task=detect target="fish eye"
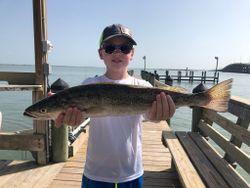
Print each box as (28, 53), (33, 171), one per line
(39, 108), (47, 113)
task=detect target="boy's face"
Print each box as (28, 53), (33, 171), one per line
(99, 37), (134, 76)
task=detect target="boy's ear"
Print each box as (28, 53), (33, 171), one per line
(98, 49), (103, 59)
(130, 48), (135, 60)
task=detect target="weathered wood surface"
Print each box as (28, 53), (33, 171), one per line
(203, 110), (250, 146)
(189, 132), (249, 188)
(32, 0), (49, 165)
(0, 134), (45, 151)
(0, 84), (42, 91)
(0, 72), (36, 85)
(0, 112), (2, 131)
(0, 160), (64, 188)
(198, 120), (250, 174)
(162, 123), (205, 188)
(228, 96), (250, 122)
(49, 121), (181, 188)
(176, 132), (230, 188)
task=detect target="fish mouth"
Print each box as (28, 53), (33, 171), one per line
(23, 111), (37, 118)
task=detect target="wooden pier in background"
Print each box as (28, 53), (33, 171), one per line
(142, 70), (219, 85)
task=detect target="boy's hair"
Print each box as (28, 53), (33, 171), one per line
(99, 24), (137, 47)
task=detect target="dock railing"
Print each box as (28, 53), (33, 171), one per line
(184, 96), (250, 187)
(0, 72), (47, 164)
(142, 69), (219, 84)
(141, 70), (250, 187)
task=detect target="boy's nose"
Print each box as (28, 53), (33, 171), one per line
(113, 49), (122, 54)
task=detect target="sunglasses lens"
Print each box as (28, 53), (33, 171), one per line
(104, 45), (116, 54)
(103, 44), (133, 54)
(120, 45), (132, 54)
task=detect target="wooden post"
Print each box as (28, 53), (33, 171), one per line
(0, 112), (2, 131)
(150, 73), (155, 86)
(191, 71), (194, 82)
(32, 0), (49, 165)
(50, 79), (69, 162)
(154, 70), (159, 80)
(51, 122), (68, 162)
(191, 83), (208, 132)
(177, 71), (181, 82)
(192, 107), (203, 132)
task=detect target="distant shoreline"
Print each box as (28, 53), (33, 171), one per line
(0, 63), (218, 71)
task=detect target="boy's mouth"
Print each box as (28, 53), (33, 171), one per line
(112, 59), (122, 63)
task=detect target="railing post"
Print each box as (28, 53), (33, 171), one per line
(191, 83), (207, 132)
(50, 78), (69, 162)
(51, 123), (68, 162)
(192, 107), (203, 132)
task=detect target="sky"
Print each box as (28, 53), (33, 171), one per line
(0, 0), (250, 70)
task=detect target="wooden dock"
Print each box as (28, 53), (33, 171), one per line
(141, 70), (219, 85)
(0, 121), (181, 188)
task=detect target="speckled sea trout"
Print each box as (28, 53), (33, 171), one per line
(23, 79), (233, 120)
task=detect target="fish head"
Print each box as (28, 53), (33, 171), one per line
(23, 95), (64, 120)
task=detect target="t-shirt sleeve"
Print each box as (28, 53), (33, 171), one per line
(81, 77), (98, 85)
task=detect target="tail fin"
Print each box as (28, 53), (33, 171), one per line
(201, 79), (233, 112)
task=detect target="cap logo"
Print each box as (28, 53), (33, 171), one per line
(121, 27), (131, 36)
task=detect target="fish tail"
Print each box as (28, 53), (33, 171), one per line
(200, 79), (233, 112)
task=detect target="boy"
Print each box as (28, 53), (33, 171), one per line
(55, 24), (176, 188)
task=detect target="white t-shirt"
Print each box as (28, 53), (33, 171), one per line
(82, 75), (151, 183)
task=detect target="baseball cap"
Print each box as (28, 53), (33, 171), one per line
(99, 24), (137, 47)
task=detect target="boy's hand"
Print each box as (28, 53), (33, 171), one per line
(55, 107), (84, 128)
(48, 91), (85, 128)
(146, 92), (176, 121)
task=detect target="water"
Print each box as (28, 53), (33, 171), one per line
(0, 64), (249, 182)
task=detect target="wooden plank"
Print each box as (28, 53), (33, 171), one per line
(228, 96), (250, 122)
(224, 117), (250, 165)
(0, 111), (2, 131)
(0, 160), (64, 188)
(176, 131), (230, 188)
(32, 0), (49, 165)
(49, 180), (82, 188)
(0, 84), (42, 91)
(203, 110), (250, 146)
(0, 134), (45, 151)
(189, 132), (250, 188)
(199, 120), (250, 174)
(0, 72), (36, 85)
(162, 123), (206, 188)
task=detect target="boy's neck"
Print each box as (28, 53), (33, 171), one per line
(105, 70), (129, 80)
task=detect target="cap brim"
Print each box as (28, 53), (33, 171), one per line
(102, 34), (137, 46)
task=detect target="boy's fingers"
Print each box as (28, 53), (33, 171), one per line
(148, 101), (157, 120)
(166, 95), (176, 118)
(156, 94), (163, 120)
(75, 111), (82, 126)
(63, 107), (73, 125)
(160, 92), (169, 119)
(70, 107), (82, 126)
(55, 113), (64, 128)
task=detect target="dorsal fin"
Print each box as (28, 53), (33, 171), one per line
(154, 79), (189, 93)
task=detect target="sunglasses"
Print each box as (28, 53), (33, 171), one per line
(102, 44), (133, 54)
